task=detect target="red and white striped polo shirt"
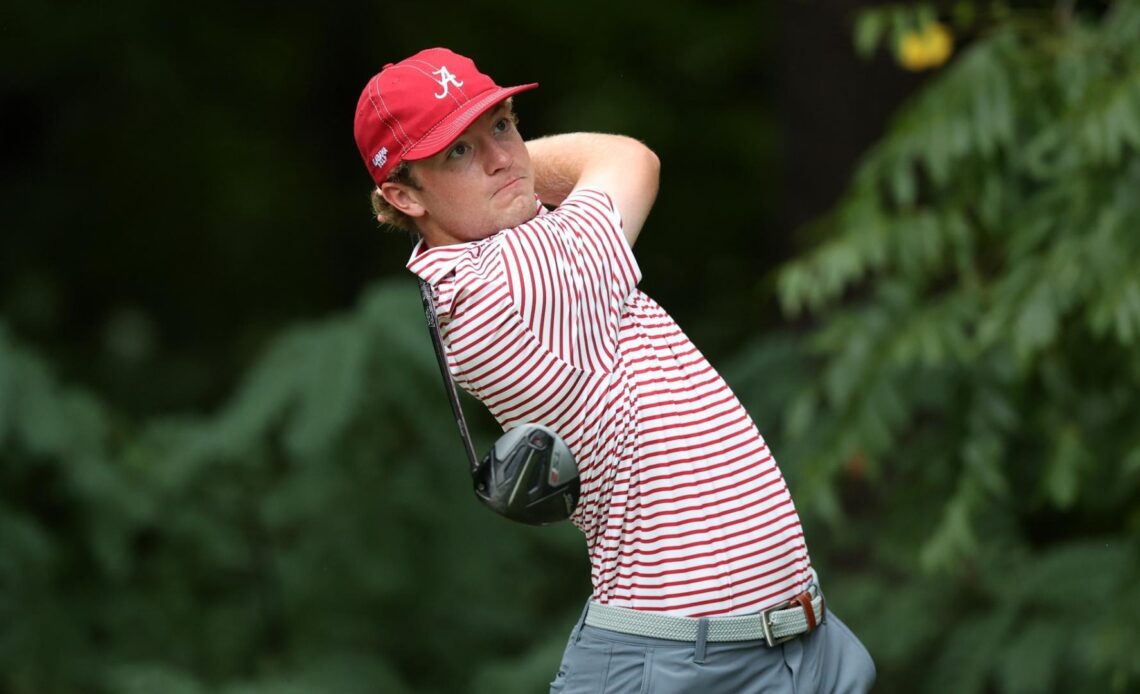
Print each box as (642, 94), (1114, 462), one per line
(408, 188), (812, 617)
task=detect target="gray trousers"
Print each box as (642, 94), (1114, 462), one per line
(549, 602), (876, 693)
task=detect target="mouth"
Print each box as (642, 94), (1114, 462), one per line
(493, 176), (525, 197)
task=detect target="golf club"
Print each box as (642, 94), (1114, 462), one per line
(417, 277), (581, 525)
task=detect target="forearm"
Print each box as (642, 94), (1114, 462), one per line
(525, 133), (660, 245)
(526, 133), (652, 205)
(527, 133), (587, 206)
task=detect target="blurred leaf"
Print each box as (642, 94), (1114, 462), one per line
(995, 620), (1064, 694)
(927, 609), (1015, 694)
(854, 10), (887, 59)
(105, 665), (206, 694)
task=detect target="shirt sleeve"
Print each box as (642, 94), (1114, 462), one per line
(498, 188), (642, 373)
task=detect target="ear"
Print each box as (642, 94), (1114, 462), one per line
(379, 181), (427, 219)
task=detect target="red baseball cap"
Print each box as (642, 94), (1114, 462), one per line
(354, 47), (539, 186)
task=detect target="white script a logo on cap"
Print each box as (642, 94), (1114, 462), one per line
(431, 66), (464, 99)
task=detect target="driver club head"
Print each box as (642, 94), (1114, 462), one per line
(472, 424), (580, 525)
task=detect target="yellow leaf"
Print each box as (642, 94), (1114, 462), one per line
(897, 21), (955, 72)
(925, 22), (955, 68)
(899, 31), (929, 71)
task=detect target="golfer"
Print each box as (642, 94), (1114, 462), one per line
(353, 47), (876, 693)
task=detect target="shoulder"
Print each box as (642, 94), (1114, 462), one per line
(497, 189), (623, 252)
(546, 188), (621, 226)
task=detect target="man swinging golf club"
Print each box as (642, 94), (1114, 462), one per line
(353, 47), (876, 693)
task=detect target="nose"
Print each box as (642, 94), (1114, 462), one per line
(482, 138), (512, 174)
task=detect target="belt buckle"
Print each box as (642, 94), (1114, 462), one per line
(760, 600), (797, 648)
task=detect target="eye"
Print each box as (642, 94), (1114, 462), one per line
(493, 117), (512, 134)
(446, 142), (470, 159)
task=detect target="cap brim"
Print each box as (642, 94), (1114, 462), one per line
(403, 83), (539, 161)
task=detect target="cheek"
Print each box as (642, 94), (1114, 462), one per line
(431, 185), (477, 217)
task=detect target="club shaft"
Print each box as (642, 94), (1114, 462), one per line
(418, 278), (481, 473)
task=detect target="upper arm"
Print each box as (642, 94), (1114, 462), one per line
(501, 198), (642, 373)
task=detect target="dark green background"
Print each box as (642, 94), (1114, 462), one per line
(6, 1), (1138, 692)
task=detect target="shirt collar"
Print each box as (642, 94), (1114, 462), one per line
(406, 237), (468, 285)
(405, 197), (549, 286)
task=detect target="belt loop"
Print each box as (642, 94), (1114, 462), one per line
(693, 617), (709, 664)
(811, 569), (827, 625)
(573, 600), (591, 644)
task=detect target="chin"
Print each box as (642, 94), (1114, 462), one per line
(502, 198), (539, 230)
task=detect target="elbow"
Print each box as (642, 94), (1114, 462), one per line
(646, 147), (661, 188)
(633, 139), (661, 193)
(634, 138), (660, 173)
(646, 146), (661, 201)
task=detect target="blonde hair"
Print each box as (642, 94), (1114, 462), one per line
(370, 160), (421, 233)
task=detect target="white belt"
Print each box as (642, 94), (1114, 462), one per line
(584, 579), (825, 647)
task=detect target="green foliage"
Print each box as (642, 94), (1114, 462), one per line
(0, 283), (587, 693)
(853, 2), (941, 59)
(742, 2), (1140, 691)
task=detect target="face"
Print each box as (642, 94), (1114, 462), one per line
(381, 102), (536, 247)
